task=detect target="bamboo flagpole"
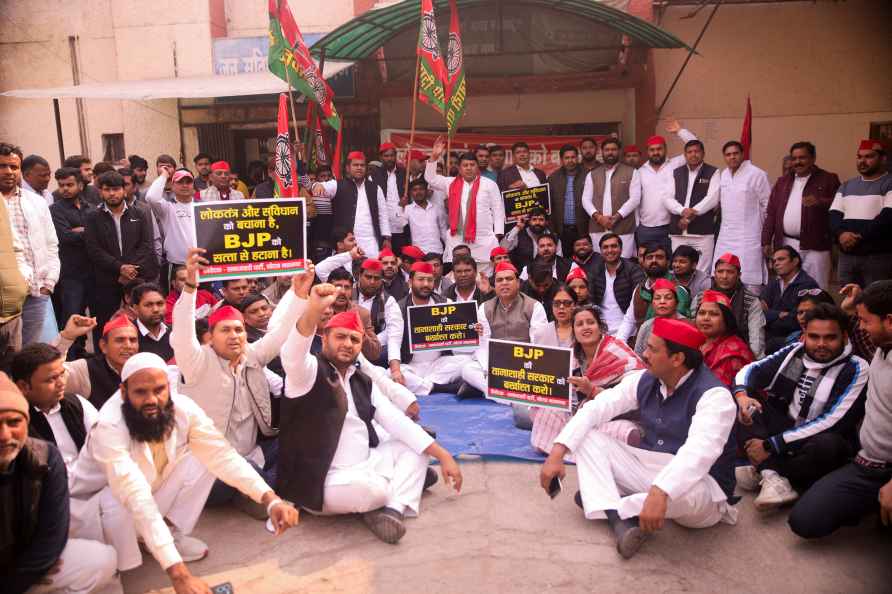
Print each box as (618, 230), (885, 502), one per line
(403, 50), (421, 202)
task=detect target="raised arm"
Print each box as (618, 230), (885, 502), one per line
(249, 270), (312, 366)
(282, 281), (337, 398)
(169, 248), (208, 383)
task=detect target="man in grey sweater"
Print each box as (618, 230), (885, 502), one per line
(788, 280), (892, 537)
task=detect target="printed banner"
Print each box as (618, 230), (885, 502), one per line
(383, 130), (611, 175)
(407, 301), (479, 353)
(193, 198), (306, 281)
(487, 339), (572, 410)
(502, 183), (551, 223)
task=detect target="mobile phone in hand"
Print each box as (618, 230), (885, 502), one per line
(548, 476), (562, 499)
(211, 583), (234, 594)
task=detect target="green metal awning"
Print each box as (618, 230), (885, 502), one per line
(311, 0), (690, 60)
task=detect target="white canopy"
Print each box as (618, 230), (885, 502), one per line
(1, 62), (353, 100)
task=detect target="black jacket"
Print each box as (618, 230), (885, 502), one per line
(445, 284), (494, 304)
(589, 258), (645, 313)
(84, 203), (159, 288)
(370, 164), (406, 200)
(497, 164), (547, 192)
(49, 197), (93, 282)
(762, 270), (819, 338)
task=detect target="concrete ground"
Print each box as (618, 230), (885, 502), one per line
(126, 459), (890, 594)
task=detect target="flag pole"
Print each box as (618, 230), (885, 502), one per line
(283, 62), (303, 167)
(404, 51), (421, 202)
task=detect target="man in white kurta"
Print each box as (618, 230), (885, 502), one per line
(540, 318), (737, 559)
(280, 285), (462, 543)
(69, 353), (297, 591)
(424, 138), (505, 272)
(713, 142), (772, 292)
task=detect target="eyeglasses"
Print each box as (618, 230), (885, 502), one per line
(553, 299), (575, 308)
(797, 288), (824, 298)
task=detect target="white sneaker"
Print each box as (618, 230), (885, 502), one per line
(754, 472), (799, 511)
(171, 528), (209, 562)
(735, 465), (761, 492)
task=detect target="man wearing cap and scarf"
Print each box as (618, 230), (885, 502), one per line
(691, 253), (766, 358)
(388, 261), (468, 396)
(829, 139), (892, 288)
(621, 120), (698, 255)
(170, 248), (306, 510)
(733, 302), (868, 512)
(279, 284), (463, 544)
(371, 143), (410, 253)
(68, 353), (298, 593)
(540, 318), (738, 559)
(1, 373), (121, 594)
(460, 262), (549, 397)
(198, 161), (244, 202)
(425, 136), (505, 274)
(312, 151), (391, 258)
(145, 165), (198, 284)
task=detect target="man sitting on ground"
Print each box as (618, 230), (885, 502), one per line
(131, 283), (173, 361)
(617, 244), (690, 342)
(762, 246), (819, 353)
(445, 254), (493, 303)
(327, 267), (382, 362)
(671, 245), (710, 298)
(540, 318), (738, 559)
(1, 374), (120, 594)
(380, 248), (409, 301)
(734, 303), (868, 511)
(69, 353), (298, 592)
(787, 280), (892, 539)
(279, 283), (463, 544)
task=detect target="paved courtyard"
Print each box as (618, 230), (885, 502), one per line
(126, 460), (890, 594)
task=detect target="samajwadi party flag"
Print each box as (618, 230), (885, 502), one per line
(445, 0), (467, 135)
(417, 0), (447, 115)
(274, 94), (299, 197)
(268, 0), (341, 131)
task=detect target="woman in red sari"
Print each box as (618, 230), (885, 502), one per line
(695, 290), (754, 386)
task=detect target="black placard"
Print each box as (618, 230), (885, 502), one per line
(502, 183), (551, 223)
(486, 339), (572, 410)
(407, 301), (479, 353)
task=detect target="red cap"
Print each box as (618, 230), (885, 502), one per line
(378, 248), (395, 259)
(324, 310), (364, 334)
(490, 246), (508, 259)
(210, 161), (230, 172)
(494, 261), (518, 275)
(208, 305), (244, 329)
(701, 289), (732, 308)
(401, 245), (426, 261)
(653, 317), (706, 349)
(715, 252), (741, 270)
(410, 261), (434, 275)
(646, 135), (666, 147)
(408, 149), (425, 161)
(565, 267), (587, 283)
(361, 258), (382, 271)
(172, 170), (194, 183)
(103, 314), (136, 337)
(652, 278), (677, 293)
(347, 151), (365, 162)
(858, 139), (885, 153)
(624, 144), (639, 154)
(379, 142), (396, 153)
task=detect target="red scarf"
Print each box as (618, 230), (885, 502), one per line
(448, 175), (480, 243)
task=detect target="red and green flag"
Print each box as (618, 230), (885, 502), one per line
(445, 0), (466, 136)
(273, 93), (298, 197)
(416, 0), (447, 115)
(268, 0), (341, 131)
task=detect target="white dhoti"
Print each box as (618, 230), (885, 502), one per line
(781, 237), (831, 290)
(320, 439), (428, 517)
(670, 234), (716, 274)
(592, 232), (636, 259)
(575, 431), (737, 528)
(72, 452), (215, 571)
(25, 538), (121, 594)
(397, 354), (469, 395)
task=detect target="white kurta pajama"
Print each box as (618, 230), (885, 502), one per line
(713, 161), (771, 289)
(555, 370), (738, 528)
(581, 164), (640, 259)
(664, 165), (721, 274)
(282, 323), (435, 517)
(318, 179), (391, 258)
(424, 161), (505, 270)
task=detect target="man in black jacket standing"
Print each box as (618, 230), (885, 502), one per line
(85, 171), (158, 346)
(0, 374), (119, 594)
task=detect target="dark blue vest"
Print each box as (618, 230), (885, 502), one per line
(635, 365), (737, 499)
(668, 163), (718, 236)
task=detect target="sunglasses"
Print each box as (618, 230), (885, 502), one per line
(553, 299), (575, 308)
(797, 288), (824, 298)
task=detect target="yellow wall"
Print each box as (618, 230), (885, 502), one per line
(652, 0), (892, 180)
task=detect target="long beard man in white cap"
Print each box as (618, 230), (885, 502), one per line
(68, 352), (298, 594)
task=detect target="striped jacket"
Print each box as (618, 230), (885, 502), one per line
(732, 342), (868, 454)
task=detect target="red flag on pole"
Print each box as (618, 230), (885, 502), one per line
(274, 93), (298, 197)
(740, 95), (752, 161)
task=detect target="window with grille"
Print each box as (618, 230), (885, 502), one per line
(102, 133), (126, 162)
